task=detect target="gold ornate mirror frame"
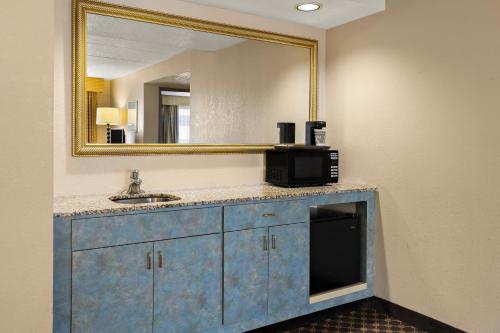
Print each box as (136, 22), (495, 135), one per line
(73, 0), (318, 156)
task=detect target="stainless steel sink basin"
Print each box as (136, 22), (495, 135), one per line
(110, 194), (181, 204)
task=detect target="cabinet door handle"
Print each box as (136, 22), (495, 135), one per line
(146, 252), (152, 270)
(158, 251), (163, 268)
(271, 235), (277, 250)
(263, 236), (269, 251)
(262, 212), (276, 217)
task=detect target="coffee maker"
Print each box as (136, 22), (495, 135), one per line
(305, 121), (326, 145)
(277, 122), (296, 144)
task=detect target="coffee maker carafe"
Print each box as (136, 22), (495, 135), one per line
(306, 121), (326, 145)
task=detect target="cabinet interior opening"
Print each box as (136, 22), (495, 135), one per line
(309, 202), (368, 304)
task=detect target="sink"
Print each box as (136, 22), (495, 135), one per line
(110, 194), (181, 204)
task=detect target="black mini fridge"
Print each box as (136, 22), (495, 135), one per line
(310, 207), (362, 295)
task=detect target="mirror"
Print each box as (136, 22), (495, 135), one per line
(73, 0), (317, 155)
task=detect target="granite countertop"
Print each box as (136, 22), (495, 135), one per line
(53, 183), (377, 218)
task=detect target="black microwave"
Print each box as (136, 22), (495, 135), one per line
(265, 148), (339, 187)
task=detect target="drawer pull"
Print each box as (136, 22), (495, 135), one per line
(146, 252), (152, 270)
(262, 212), (276, 217)
(158, 251), (163, 268)
(263, 236), (269, 251)
(271, 235), (277, 250)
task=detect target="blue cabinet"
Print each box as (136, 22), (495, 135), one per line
(224, 200), (308, 231)
(71, 235), (222, 333)
(224, 228), (269, 328)
(153, 234), (221, 333)
(268, 223), (309, 323)
(223, 223), (309, 329)
(55, 191), (376, 333)
(72, 207), (221, 251)
(71, 243), (154, 333)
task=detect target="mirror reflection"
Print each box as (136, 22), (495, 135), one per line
(85, 14), (311, 145)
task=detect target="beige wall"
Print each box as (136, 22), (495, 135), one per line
(326, 1), (500, 331)
(189, 40), (310, 144)
(0, 0), (54, 332)
(54, 0), (325, 196)
(96, 80), (112, 143)
(162, 96), (190, 106)
(112, 39), (309, 145)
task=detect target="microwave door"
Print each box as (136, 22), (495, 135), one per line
(290, 153), (329, 186)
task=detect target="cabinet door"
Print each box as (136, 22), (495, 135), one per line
(72, 243), (154, 333)
(268, 223), (309, 323)
(154, 234), (221, 333)
(224, 228), (269, 327)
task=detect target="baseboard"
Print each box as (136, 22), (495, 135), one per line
(368, 297), (468, 333)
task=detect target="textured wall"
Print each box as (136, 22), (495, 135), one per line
(326, 1), (500, 331)
(0, 0), (54, 332)
(111, 40), (309, 145)
(189, 40), (310, 144)
(54, 0), (326, 196)
(96, 80), (112, 143)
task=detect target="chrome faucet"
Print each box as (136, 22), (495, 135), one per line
(127, 169), (144, 195)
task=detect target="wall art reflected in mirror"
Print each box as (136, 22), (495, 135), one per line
(73, 0), (317, 155)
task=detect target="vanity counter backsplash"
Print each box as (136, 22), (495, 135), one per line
(53, 183), (377, 218)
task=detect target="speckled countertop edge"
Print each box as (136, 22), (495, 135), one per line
(53, 183), (377, 218)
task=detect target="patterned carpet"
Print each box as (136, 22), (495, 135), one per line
(283, 306), (427, 333)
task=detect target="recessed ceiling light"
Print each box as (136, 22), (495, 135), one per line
(296, 3), (321, 12)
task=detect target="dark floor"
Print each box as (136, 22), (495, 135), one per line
(284, 305), (427, 333)
(249, 303), (427, 333)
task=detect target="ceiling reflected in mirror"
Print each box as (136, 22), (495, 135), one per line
(86, 14), (245, 79)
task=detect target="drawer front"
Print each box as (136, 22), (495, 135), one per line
(224, 200), (307, 231)
(72, 207), (221, 251)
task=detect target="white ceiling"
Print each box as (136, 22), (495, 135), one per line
(148, 73), (191, 86)
(87, 14), (245, 79)
(87, 1), (385, 79)
(178, 0), (385, 29)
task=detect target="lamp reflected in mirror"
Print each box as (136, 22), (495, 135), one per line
(96, 107), (120, 144)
